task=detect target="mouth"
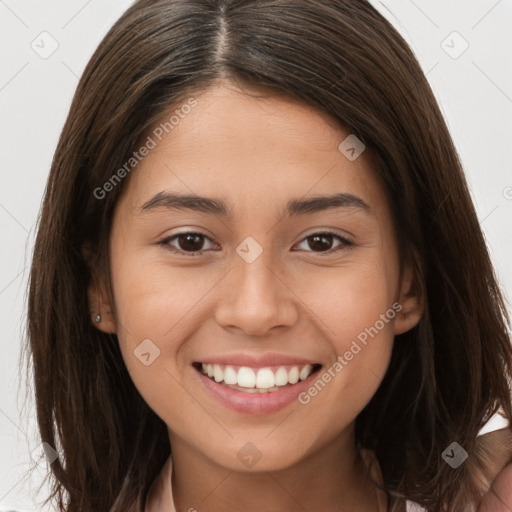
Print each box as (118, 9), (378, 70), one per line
(193, 362), (322, 393)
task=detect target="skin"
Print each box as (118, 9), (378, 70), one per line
(479, 461), (512, 511)
(89, 81), (424, 511)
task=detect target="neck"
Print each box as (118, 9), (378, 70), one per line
(168, 425), (385, 512)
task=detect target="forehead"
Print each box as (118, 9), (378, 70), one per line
(168, 83), (345, 150)
(117, 83), (387, 220)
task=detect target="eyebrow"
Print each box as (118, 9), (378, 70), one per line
(139, 191), (372, 217)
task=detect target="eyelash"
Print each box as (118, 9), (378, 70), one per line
(158, 230), (354, 256)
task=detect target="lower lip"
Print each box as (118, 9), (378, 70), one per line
(194, 366), (321, 415)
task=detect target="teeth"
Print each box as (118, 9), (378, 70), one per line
(256, 368), (275, 389)
(299, 364), (313, 381)
(275, 366), (288, 386)
(213, 364), (223, 383)
(199, 363), (317, 390)
(223, 365), (238, 385)
(237, 367), (256, 388)
(288, 366), (300, 384)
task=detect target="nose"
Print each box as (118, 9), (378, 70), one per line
(214, 248), (299, 337)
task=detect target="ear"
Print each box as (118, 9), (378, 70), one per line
(83, 246), (117, 334)
(394, 256), (424, 335)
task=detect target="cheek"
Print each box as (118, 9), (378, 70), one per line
(295, 253), (399, 342)
(299, 311), (395, 437)
(111, 251), (212, 343)
(294, 257), (398, 420)
(110, 261), (206, 430)
(108, 250), (211, 405)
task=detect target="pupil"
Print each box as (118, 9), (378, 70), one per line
(309, 234), (332, 251)
(180, 234), (203, 251)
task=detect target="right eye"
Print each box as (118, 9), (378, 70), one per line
(159, 231), (220, 255)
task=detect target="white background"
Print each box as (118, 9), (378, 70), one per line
(1, 0), (511, 510)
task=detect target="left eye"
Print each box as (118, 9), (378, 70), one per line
(159, 231), (352, 255)
(293, 232), (352, 253)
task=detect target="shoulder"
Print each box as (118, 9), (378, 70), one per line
(478, 462), (512, 512)
(476, 423), (512, 512)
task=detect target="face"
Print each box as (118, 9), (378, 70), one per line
(91, 82), (422, 472)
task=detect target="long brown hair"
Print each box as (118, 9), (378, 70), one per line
(24, 1), (512, 510)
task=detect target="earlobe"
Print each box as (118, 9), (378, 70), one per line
(88, 275), (117, 334)
(394, 258), (424, 335)
(83, 245), (117, 334)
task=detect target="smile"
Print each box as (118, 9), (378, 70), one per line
(196, 362), (321, 392)
(192, 359), (323, 414)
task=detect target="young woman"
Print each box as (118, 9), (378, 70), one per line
(25, 1), (512, 511)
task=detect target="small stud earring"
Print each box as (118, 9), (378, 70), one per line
(95, 314), (101, 323)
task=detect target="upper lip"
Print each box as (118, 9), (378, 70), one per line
(195, 353), (320, 368)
